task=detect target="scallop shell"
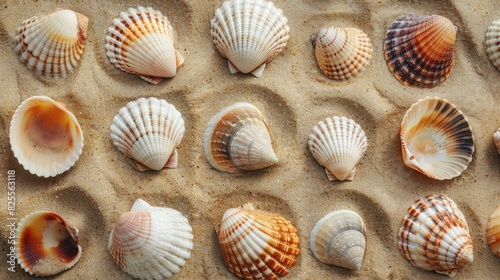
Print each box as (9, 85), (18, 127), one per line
(485, 19), (500, 71)
(210, 0), (290, 77)
(398, 194), (473, 278)
(110, 97), (185, 171)
(105, 6), (184, 84)
(216, 203), (300, 279)
(203, 102), (278, 173)
(384, 14), (456, 88)
(310, 210), (366, 270)
(493, 127), (500, 154)
(15, 9), (88, 79)
(108, 199), (193, 279)
(308, 116), (368, 181)
(400, 97), (474, 180)
(487, 205), (500, 257)
(9, 96), (84, 177)
(310, 26), (372, 80)
(16, 211), (82, 276)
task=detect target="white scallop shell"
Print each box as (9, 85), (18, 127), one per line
(486, 19), (500, 71)
(210, 0), (290, 77)
(493, 127), (500, 154)
(110, 97), (185, 171)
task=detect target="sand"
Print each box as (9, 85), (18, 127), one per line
(1, 0), (500, 279)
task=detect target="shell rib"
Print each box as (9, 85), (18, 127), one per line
(384, 14), (456, 88)
(487, 205), (500, 258)
(108, 199), (193, 279)
(311, 26), (372, 80)
(210, 0), (290, 77)
(110, 97), (185, 171)
(400, 97), (474, 180)
(216, 203), (300, 279)
(493, 127), (500, 155)
(15, 9), (88, 79)
(310, 210), (366, 270)
(398, 194), (473, 278)
(105, 6), (184, 84)
(308, 116), (368, 181)
(203, 102), (278, 173)
(486, 19), (500, 71)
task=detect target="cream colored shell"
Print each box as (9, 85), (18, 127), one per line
(487, 205), (500, 258)
(493, 127), (500, 154)
(486, 19), (500, 71)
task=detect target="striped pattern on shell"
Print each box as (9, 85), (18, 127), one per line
(487, 205), (500, 258)
(486, 19), (500, 71)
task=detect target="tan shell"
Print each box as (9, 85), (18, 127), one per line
(486, 19), (500, 71)
(487, 205), (500, 258)
(493, 127), (500, 154)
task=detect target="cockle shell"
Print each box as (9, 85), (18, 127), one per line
(216, 203), (300, 279)
(486, 19), (500, 71)
(9, 95), (84, 177)
(400, 97), (474, 180)
(398, 194), (473, 278)
(203, 102), (278, 173)
(15, 9), (88, 79)
(493, 127), (500, 154)
(110, 97), (185, 171)
(310, 26), (372, 80)
(308, 116), (368, 181)
(310, 210), (366, 270)
(487, 205), (500, 257)
(16, 211), (82, 276)
(105, 6), (184, 84)
(384, 14), (457, 88)
(210, 0), (290, 77)
(108, 199), (193, 279)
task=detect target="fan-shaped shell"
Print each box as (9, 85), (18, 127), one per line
(15, 9), (88, 79)
(105, 6), (184, 84)
(493, 127), (500, 155)
(310, 26), (372, 80)
(310, 210), (366, 270)
(308, 116), (367, 181)
(203, 102), (278, 173)
(486, 19), (500, 71)
(216, 203), (300, 279)
(108, 199), (193, 279)
(210, 0), (290, 77)
(110, 97), (185, 171)
(384, 14), (456, 88)
(398, 194), (473, 278)
(16, 211), (82, 276)
(9, 95), (84, 177)
(487, 205), (500, 258)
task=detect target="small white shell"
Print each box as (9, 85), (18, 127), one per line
(493, 127), (500, 154)
(486, 19), (500, 71)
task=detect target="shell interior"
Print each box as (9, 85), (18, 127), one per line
(486, 19), (500, 71)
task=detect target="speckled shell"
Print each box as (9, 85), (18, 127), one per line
(384, 14), (456, 88)
(398, 194), (473, 278)
(210, 0), (290, 77)
(110, 97), (185, 171)
(15, 9), (88, 79)
(105, 6), (184, 84)
(400, 97), (474, 180)
(493, 127), (500, 154)
(311, 26), (372, 80)
(487, 205), (500, 258)
(216, 203), (300, 279)
(486, 19), (500, 71)
(16, 211), (82, 276)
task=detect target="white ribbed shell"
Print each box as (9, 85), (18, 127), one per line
(486, 19), (500, 71)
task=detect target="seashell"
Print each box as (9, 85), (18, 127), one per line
(105, 6), (184, 84)
(310, 210), (366, 270)
(310, 26), (372, 80)
(15, 9), (88, 79)
(108, 199), (193, 279)
(308, 116), (368, 181)
(493, 127), (500, 155)
(110, 97), (185, 171)
(203, 102), (278, 173)
(398, 194), (473, 278)
(400, 97), (474, 180)
(384, 14), (457, 88)
(487, 205), (500, 258)
(485, 19), (500, 71)
(216, 203), (300, 279)
(210, 0), (290, 77)
(9, 95), (84, 177)
(16, 211), (82, 276)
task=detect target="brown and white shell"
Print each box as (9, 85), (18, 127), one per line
(486, 19), (500, 71)
(487, 205), (500, 258)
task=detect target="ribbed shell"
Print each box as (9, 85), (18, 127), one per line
(398, 194), (473, 278)
(308, 116), (368, 181)
(16, 211), (82, 276)
(110, 97), (185, 171)
(210, 0), (290, 77)
(384, 14), (456, 88)
(310, 210), (366, 270)
(486, 19), (500, 71)
(203, 102), (278, 173)
(400, 97), (474, 180)
(108, 199), (193, 280)
(311, 26), (372, 80)
(15, 9), (88, 79)
(105, 6), (184, 84)
(487, 205), (500, 258)
(9, 95), (84, 177)
(216, 203), (300, 280)
(493, 127), (500, 155)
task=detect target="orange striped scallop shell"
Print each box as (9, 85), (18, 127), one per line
(487, 205), (500, 258)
